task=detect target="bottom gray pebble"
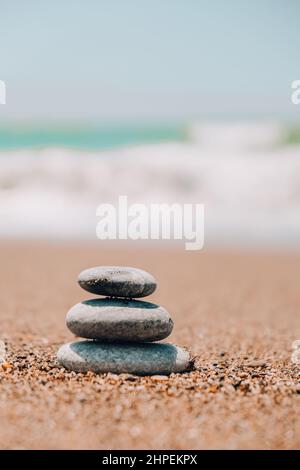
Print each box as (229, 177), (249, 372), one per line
(57, 341), (190, 376)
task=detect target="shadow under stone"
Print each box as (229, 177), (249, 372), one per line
(82, 299), (159, 309)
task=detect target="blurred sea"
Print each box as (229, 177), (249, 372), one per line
(0, 123), (185, 151)
(0, 121), (300, 247)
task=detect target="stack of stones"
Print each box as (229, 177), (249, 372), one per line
(58, 266), (190, 375)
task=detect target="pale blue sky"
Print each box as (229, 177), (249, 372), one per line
(0, 0), (299, 121)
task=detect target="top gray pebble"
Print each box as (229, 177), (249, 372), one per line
(78, 266), (157, 298)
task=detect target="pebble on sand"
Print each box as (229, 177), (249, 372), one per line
(0, 340), (6, 363)
(66, 298), (173, 342)
(57, 341), (190, 375)
(77, 266), (156, 298)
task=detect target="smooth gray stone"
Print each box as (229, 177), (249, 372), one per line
(57, 341), (190, 375)
(66, 299), (173, 342)
(78, 266), (156, 298)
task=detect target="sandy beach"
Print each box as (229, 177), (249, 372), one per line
(0, 241), (299, 449)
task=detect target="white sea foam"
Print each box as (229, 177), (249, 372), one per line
(0, 122), (300, 247)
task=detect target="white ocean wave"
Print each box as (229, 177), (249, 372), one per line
(0, 122), (300, 246)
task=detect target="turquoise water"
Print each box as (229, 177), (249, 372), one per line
(1, 122), (299, 151)
(0, 123), (186, 150)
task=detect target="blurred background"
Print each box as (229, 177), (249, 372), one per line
(0, 0), (300, 247)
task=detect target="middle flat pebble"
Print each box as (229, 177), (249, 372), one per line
(66, 298), (174, 342)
